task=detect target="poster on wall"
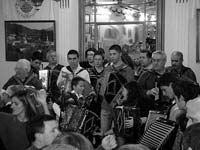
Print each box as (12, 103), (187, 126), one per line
(5, 20), (56, 61)
(197, 9), (200, 62)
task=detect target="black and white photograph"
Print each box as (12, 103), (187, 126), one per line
(1, 0), (200, 150)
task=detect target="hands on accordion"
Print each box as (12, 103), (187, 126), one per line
(113, 106), (141, 138)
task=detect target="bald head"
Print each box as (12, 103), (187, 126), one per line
(171, 51), (183, 68)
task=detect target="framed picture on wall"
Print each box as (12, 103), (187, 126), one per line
(196, 9), (200, 62)
(5, 20), (56, 61)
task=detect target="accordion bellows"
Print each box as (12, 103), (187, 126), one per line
(139, 117), (177, 150)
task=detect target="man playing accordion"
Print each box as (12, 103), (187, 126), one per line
(98, 45), (135, 137)
(114, 81), (155, 145)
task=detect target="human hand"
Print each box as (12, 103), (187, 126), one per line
(147, 87), (159, 98)
(102, 134), (117, 150)
(1, 92), (10, 103)
(35, 89), (47, 105)
(125, 117), (134, 128)
(140, 117), (147, 124)
(61, 71), (68, 78)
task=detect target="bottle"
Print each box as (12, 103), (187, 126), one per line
(154, 82), (159, 101)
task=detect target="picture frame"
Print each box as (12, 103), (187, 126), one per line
(196, 9), (200, 62)
(5, 20), (56, 61)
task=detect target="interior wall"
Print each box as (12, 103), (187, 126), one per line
(188, 0), (200, 83)
(0, 0), (79, 89)
(165, 0), (200, 83)
(165, 0), (189, 66)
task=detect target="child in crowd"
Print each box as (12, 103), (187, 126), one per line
(52, 76), (86, 118)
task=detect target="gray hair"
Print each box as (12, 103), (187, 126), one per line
(152, 50), (167, 62)
(15, 59), (31, 73)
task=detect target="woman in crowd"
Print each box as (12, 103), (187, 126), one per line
(0, 85), (50, 150)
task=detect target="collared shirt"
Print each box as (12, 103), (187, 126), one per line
(57, 64), (90, 92)
(186, 96), (200, 127)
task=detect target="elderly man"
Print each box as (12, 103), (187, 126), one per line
(44, 50), (63, 101)
(2, 59), (43, 92)
(166, 51), (197, 82)
(137, 50), (169, 111)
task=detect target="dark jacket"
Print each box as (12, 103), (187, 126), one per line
(137, 70), (171, 111)
(44, 64), (64, 101)
(166, 65), (197, 82)
(100, 63), (135, 111)
(3, 73), (43, 90)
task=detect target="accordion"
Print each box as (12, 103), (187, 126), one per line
(139, 117), (177, 150)
(59, 104), (100, 135)
(144, 110), (168, 132)
(113, 106), (140, 137)
(60, 104), (87, 132)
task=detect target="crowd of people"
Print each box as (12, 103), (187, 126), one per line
(0, 45), (200, 150)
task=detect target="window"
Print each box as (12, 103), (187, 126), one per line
(79, 0), (164, 59)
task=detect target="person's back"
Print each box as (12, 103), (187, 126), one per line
(0, 112), (29, 150)
(182, 123), (200, 150)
